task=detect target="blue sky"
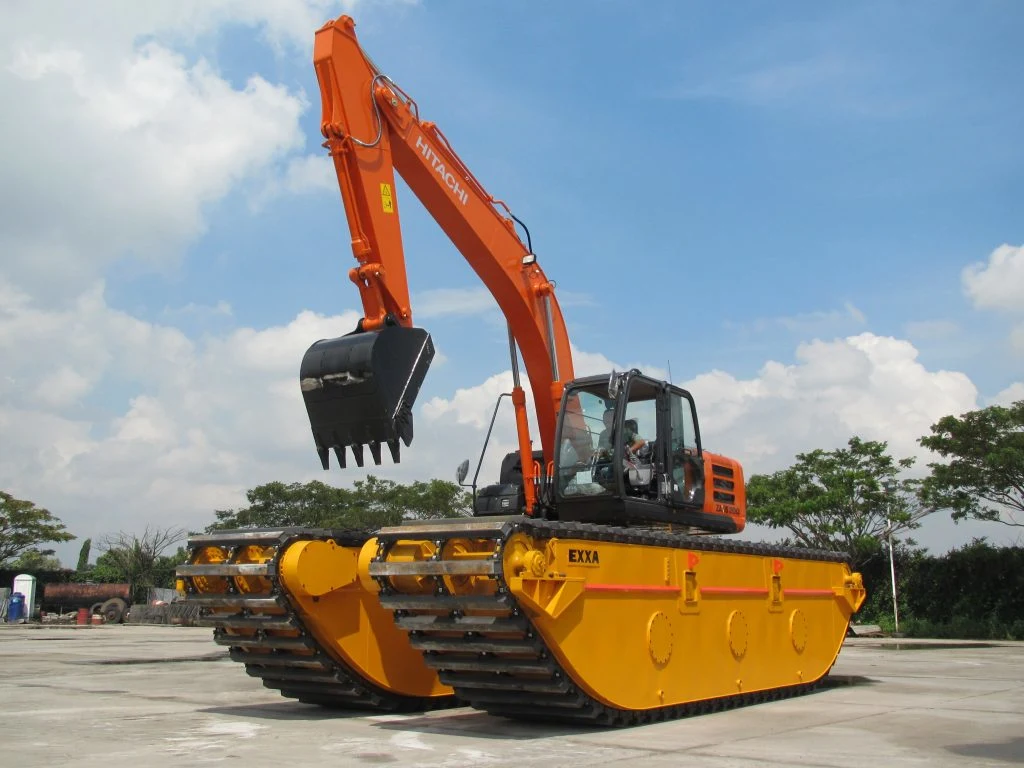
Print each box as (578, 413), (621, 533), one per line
(117, 1), (1022, 387)
(1, 1), (1022, 563)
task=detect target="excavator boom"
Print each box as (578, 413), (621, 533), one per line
(303, 16), (573, 484)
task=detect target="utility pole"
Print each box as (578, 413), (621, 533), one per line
(884, 480), (900, 636)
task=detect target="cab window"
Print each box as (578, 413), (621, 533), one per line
(556, 388), (614, 497)
(669, 392), (700, 504)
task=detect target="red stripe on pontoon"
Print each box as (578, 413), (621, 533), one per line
(584, 584), (681, 594)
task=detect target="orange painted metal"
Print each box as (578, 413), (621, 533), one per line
(701, 451), (747, 532)
(313, 16), (574, 465)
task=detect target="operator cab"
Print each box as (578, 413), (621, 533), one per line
(552, 370), (744, 532)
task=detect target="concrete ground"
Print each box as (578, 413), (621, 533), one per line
(2, 625), (1022, 767)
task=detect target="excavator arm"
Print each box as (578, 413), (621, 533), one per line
(301, 16), (574, 506)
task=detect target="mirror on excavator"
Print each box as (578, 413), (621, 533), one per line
(300, 324), (434, 469)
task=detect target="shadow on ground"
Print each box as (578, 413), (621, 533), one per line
(200, 702), (592, 736)
(371, 709), (599, 740)
(947, 736), (1024, 763)
(205, 676), (879, 733)
(199, 702), (371, 721)
(820, 674), (877, 688)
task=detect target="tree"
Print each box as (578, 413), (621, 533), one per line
(76, 538), (92, 572)
(343, 476), (472, 528)
(0, 491), (75, 565)
(94, 527), (187, 603)
(920, 400), (1024, 528)
(208, 477), (470, 532)
(746, 437), (932, 567)
(8, 548), (63, 571)
(387, 479), (473, 519)
(208, 481), (353, 530)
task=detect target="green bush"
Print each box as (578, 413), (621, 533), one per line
(852, 542), (1024, 639)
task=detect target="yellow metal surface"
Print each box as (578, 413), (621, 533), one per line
(279, 539), (357, 597)
(647, 611), (673, 665)
(233, 544), (275, 594)
(491, 533), (864, 711)
(191, 545), (230, 594)
(277, 539), (451, 698)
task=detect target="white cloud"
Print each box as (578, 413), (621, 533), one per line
(1012, 324), (1024, 355)
(779, 302), (866, 332)
(682, 333), (977, 472)
(903, 319), (960, 340)
(34, 367), (93, 410)
(726, 302), (866, 336)
(250, 153), (337, 209)
(416, 333), (983, 544)
(991, 381), (1024, 407)
(1, 5), (1015, 565)
(669, 54), (862, 106)
(555, 291), (598, 308)
(423, 372), (514, 430)
(0, 281), (363, 547)
(412, 287), (597, 325)
(962, 244), (1024, 313)
(415, 288), (497, 320)
(163, 301), (234, 319)
(3, 45), (305, 298)
(0, 3), (390, 303)
(0, 281), (196, 414)
(0, 1), (434, 560)
(4, 3), (361, 59)
(569, 347), (668, 382)
(1, 280), (1010, 563)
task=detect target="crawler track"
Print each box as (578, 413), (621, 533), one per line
(372, 517), (846, 726)
(179, 528), (438, 711)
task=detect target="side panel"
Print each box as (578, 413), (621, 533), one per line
(512, 537), (858, 710)
(280, 572), (448, 697)
(368, 518), (865, 721)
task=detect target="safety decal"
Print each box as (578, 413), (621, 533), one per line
(380, 183), (394, 213)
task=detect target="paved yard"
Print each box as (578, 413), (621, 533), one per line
(2, 625), (1021, 767)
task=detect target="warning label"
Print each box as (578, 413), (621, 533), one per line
(380, 183), (394, 213)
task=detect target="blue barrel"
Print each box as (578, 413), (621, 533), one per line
(7, 592), (24, 622)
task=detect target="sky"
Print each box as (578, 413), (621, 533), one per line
(1, 0), (1022, 566)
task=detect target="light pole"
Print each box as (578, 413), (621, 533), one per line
(883, 480), (900, 636)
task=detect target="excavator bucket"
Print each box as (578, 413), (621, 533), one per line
(300, 325), (434, 469)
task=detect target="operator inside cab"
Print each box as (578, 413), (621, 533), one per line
(597, 408), (646, 459)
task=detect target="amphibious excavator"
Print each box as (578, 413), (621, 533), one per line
(179, 15), (865, 724)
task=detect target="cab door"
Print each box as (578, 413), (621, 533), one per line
(663, 387), (705, 508)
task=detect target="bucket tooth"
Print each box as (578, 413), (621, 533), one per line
(369, 441), (382, 465)
(395, 402), (414, 445)
(387, 439), (400, 463)
(318, 447), (330, 471)
(333, 446), (347, 469)
(352, 443), (364, 467)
